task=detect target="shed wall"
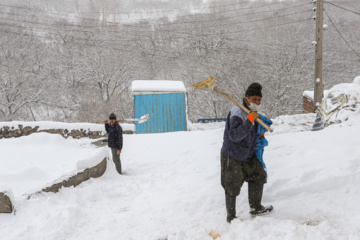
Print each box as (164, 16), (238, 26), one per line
(134, 93), (187, 134)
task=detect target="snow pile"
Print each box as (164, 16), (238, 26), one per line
(131, 80), (186, 93)
(76, 148), (109, 170)
(316, 77), (360, 127)
(353, 75), (360, 84)
(1, 116), (360, 239)
(303, 90), (331, 100)
(188, 113), (316, 134)
(269, 113), (316, 134)
(0, 121), (134, 133)
(188, 121), (226, 131)
(0, 133), (108, 197)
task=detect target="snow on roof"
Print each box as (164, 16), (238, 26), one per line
(304, 76), (360, 100)
(303, 90), (331, 100)
(131, 80), (186, 93)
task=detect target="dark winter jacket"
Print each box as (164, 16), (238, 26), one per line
(221, 100), (258, 162)
(105, 121), (123, 150)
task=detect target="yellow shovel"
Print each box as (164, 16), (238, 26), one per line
(192, 76), (273, 132)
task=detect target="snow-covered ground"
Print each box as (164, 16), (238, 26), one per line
(0, 133), (108, 197)
(1, 112), (360, 240)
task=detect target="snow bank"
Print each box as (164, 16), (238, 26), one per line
(76, 148), (109, 170)
(270, 113), (316, 134)
(131, 80), (186, 93)
(353, 75), (360, 85)
(316, 79), (360, 127)
(0, 121), (134, 132)
(0, 133), (108, 197)
(188, 121), (226, 131)
(188, 113), (316, 134)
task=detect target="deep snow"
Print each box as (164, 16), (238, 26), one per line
(0, 133), (108, 197)
(1, 112), (360, 240)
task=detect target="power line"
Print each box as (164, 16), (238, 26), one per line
(0, 24), (312, 63)
(324, 9), (360, 58)
(0, 2), (313, 41)
(0, 16), (311, 42)
(0, 23), (292, 55)
(0, 18), (311, 52)
(324, 1), (360, 16)
(0, 2), (311, 28)
(0, 8), (311, 35)
(0, 0), (303, 17)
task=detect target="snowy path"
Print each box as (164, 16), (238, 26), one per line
(1, 121), (360, 239)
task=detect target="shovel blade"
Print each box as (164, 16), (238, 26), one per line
(138, 114), (149, 124)
(191, 76), (216, 89)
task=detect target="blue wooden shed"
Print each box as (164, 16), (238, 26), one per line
(131, 80), (188, 134)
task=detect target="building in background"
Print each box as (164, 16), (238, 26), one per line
(131, 80), (187, 134)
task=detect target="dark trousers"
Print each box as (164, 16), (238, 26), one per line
(111, 148), (122, 174)
(221, 152), (267, 221)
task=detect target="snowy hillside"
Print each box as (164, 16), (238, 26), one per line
(1, 112), (360, 239)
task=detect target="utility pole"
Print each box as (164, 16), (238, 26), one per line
(314, 0), (324, 111)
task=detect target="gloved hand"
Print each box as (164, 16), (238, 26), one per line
(247, 111), (259, 123)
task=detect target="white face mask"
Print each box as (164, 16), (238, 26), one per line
(247, 98), (261, 112)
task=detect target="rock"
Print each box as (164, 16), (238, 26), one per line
(22, 126), (33, 135)
(0, 192), (13, 214)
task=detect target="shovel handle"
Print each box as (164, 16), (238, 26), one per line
(213, 86), (273, 132)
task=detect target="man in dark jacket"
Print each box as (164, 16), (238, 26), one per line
(221, 83), (273, 223)
(104, 113), (123, 175)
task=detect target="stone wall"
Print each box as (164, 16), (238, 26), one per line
(0, 125), (133, 139)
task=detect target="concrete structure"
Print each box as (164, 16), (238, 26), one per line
(132, 80), (188, 134)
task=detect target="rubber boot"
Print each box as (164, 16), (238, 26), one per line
(225, 194), (236, 223)
(248, 182), (264, 211)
